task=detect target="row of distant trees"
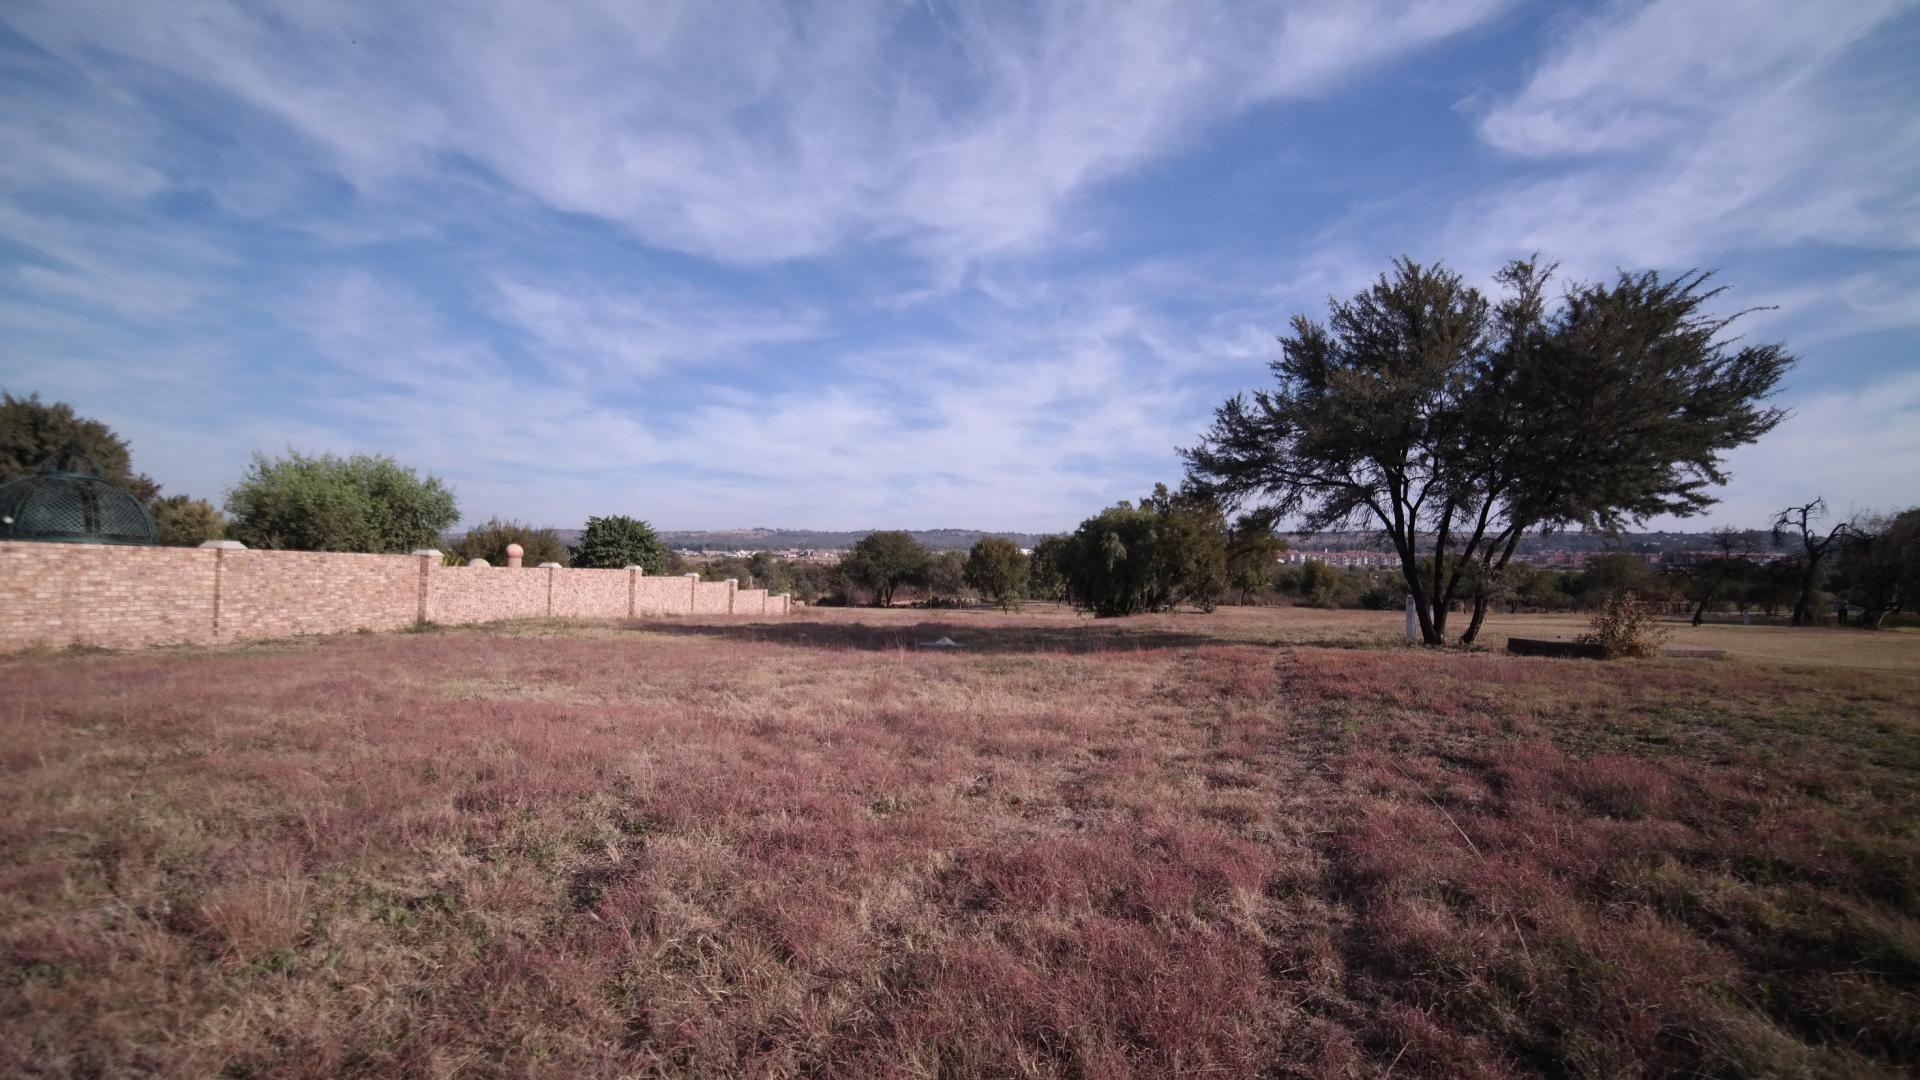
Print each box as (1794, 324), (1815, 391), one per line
(771, 496), (1912, 629)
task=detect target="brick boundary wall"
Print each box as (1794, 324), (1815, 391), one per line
(0, 541), (790, 652)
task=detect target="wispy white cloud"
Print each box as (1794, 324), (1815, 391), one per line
(1709, 372), (1920, 527)
(1456, 0), (1920, 274)
(1477, 0), (1905, 159)
(492, 279), (822, 380)
(4, 0), (1511, 266)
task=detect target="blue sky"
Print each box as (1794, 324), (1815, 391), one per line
(1, 0), (1916, 532)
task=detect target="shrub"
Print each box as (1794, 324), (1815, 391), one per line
(1058, 485), (1228, 617)
(1026, 535), (1071, 601)
(1358, 586), (1399, 611)
(1577, 592), (1671, 658)
(840, 531), (931, 607)
(964, 537), (1028, 610)
(572, 515), (668, 572)
(225, 451), (458, 553)
(150, 495), (225, 547)
(923, 550), (970, 605)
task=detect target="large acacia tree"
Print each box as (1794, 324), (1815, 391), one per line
(1184, 257), (1792, 645)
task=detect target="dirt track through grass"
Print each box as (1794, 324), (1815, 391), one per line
(3, 608), (1917, 1077)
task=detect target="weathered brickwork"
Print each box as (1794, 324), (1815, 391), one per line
(0, 542), (788, 652)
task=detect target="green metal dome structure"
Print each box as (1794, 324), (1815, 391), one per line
(0, 444), (157, 545)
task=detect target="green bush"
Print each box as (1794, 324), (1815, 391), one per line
(839, 531), (931, 607)
(965, 537), (1028, 610)
(572, 515), (669, 572)
(225, 451), (458, 553)
(150, 495), (225, 547)
(1577, 593), (1671, 658)
(1057, 486), (1228, 617)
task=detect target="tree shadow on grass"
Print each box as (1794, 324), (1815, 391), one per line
(627, 618), (1227, 655)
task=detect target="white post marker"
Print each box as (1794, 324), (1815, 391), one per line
(1405, 595), (1418, 643)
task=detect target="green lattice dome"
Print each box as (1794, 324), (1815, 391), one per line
(0, 446), (157, 545)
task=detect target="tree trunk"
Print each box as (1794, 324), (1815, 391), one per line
(1457, 531), (1523, 647)
(1691, 597), (1708, 626)
(1792, 581), (1815, 626)
(1460, 593), (1492, 643)
(1389, 539), (1444, 645)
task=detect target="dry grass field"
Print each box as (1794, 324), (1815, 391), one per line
(3, 605), (1918, 1078)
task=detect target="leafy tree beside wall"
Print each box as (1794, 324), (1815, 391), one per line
(0, 391), (160, 500)
(572, 515), (670, 572)
(452, 517), (570, 566)
(151, 495), (225, 547)
(225, 451), (459, 553)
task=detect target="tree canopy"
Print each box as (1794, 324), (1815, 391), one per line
(840, 530), (930, 607)
(965, 537), (1029, 610)
(1027, 536), (1071, 601)
(572, 515), (669, 572)
(1184, 257), (1792, 644)
(1056, 485), (1229, 617)
(151, 495), (225, 547)
(225, 451), (458, 553)
(1833, 508), (1920, 629)
(1, 391), (159, 501)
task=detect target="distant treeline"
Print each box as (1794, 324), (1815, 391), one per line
(649, 528), (1050, 553)
(629, 526), (1779, 556)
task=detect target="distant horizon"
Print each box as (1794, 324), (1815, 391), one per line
(635, 523), (1825, 544)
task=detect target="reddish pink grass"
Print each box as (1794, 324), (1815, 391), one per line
(0, 609), (1916, 1077)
